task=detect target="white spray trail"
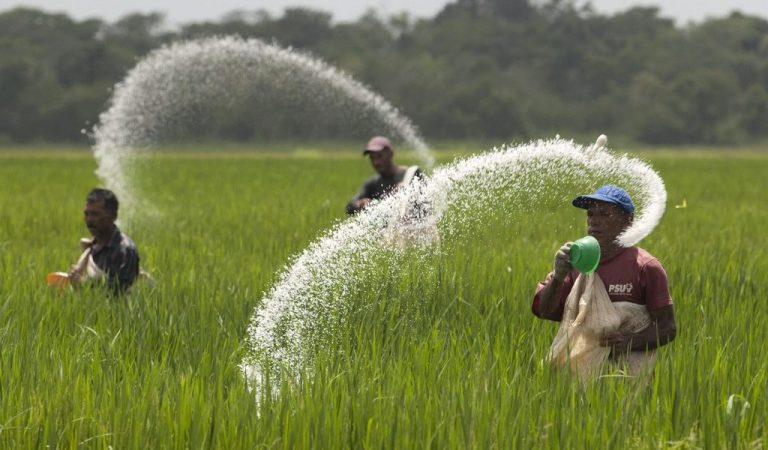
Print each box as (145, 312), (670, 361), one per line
(92, 36), (433, 216)
(241, 137), (667, 390)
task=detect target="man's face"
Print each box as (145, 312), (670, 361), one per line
(586, 201), (632, 247)
(367, 148), (393, 174)
(84, 199), (116, 237)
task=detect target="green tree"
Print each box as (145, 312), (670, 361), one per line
(0, 39), (60, 141)
(2, 3), (768, 144)
(101, 12), (167, 54)
(627, 72), (682, 144)
(740, 84), (768, 137)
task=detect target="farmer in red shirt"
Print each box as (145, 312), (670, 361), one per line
(532, 184), (677, 357)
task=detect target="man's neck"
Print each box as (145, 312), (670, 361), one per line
(93, 226), (117, 248)
(600, 243), (626, 261)
(379, 164), (402, 177)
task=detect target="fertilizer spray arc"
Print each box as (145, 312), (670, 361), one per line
(92, 36), (434, 217)
(241, 137), (668, 392)
(86, 36), (668, 393)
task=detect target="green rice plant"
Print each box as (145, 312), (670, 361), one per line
(0, 147), (766, 448)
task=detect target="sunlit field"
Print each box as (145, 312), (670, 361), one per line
(0, 146), (766, 448)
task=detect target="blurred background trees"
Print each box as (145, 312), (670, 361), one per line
(1, 0), (766, 145)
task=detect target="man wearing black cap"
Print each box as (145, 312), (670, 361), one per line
(532, 184), (677, 357)
(346, 136), (423, 214)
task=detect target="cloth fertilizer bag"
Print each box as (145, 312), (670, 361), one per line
(547, 272), (657, 382)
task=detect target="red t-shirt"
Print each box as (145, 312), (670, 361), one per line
(532, 246), (673, 321)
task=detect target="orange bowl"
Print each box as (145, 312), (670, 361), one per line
(46, 272), (70, 288)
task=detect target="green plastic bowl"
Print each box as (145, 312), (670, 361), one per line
(570, 235), (601, 274)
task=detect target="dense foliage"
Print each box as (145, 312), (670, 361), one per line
(1, 0), (767, 144)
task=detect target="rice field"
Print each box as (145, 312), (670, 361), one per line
(0, 146), (766, 448)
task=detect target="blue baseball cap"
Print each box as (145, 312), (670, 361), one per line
(572, 184), (635, 215)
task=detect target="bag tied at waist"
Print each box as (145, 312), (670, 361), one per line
(547, 272), (656, 382)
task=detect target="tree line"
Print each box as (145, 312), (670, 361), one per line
(1, 0), (767, 145)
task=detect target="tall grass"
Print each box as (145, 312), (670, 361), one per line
(0, 148), (765, 448)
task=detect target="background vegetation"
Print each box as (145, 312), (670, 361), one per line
(0, 148), (766, 447)
(2, 0), (768, 145)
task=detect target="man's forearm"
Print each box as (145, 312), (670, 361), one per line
(346, 201), (360, 214)
(606, 309), (676, 353)
(537, 277), (565, 320)
(626, 321), (676, 351)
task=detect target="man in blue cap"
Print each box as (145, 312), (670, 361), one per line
(532, 184), (677, 358)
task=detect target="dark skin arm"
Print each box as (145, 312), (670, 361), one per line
(537, 277), (566, 320)
(537, 242), (573, 320)
(601, 304), (677, 354)
(346, 188), (368, 214)
(346, 179), (375, 214)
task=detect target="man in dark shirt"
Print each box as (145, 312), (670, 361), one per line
(68, 188), (140, 294)
(346, 136), (423, 214)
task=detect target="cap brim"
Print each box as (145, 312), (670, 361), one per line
(362, 147), (385, 155)
(572, 194), (619, 209)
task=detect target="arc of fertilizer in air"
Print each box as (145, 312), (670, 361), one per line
(241, 136), (668, 396)
(91, 36), (434, 220)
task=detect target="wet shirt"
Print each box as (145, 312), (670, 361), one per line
(532, 246), (672, 321)
(346, 166), (423, 214)
(91, 227), (140, 294)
